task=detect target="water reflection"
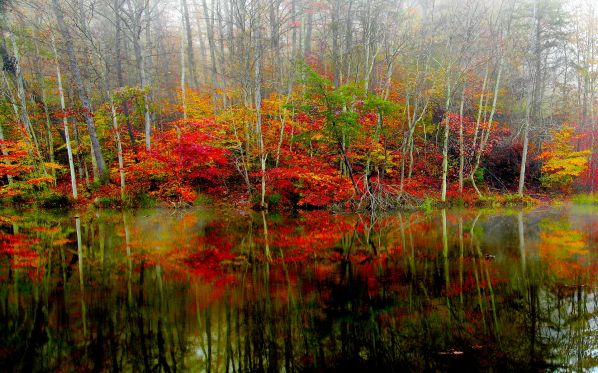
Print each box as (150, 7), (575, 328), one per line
(0, 206), (596, 371)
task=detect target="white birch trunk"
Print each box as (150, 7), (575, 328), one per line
(52, 35), (78, 199)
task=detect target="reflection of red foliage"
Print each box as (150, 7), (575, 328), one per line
(0, 233), (41, 281)
(258, 211), (355, 261)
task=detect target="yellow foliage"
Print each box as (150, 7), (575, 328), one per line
(44, 162), (65, 170)
(537, 125), (590, 190)
(185, 89), (214, 119)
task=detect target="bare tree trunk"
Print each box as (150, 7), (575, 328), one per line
(275, 103), (291, 167)
(181, 0), (199, 89)
(97, 49), (127, 199)
(304, 10), (312, 57)
(216, 2), (227, 108)
(52, 35), (77, 199)
(287, 0), (298, 95)
(590, 95), (596, 193)
(32, 27), (55, 183)
(269, 0), (283, 90)
(383, 60), (394, 100)
(331, 1), (340, 88)
(8, 28), (47, 177)
(201, 0), (219, 107)
(131, 14), (152, 151)
(471, 64), (489, 152)
(255, 16), (267, 209)
(399, 96), (411, 193)
(52, 0), (107, 180)
(196, 9), (210, 83)
(344, 1), (353, 86)
(130, 4), (152, 151)
(180, 0), (188, 120)
(110, 94), (126, 199)
(519, 0), (543, 197)
(363, 2), (374, 91)
(518, 96), (531, 197)
(472, 59), (503, 197)
(114, 0), (137, 156)
(441, 73), (452, 202)
(459, 84), (465, 194)
(586, 6), (596, 192)
(114, 0), (124, 86)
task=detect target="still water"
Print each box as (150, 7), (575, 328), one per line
(0, 205), (596, 372)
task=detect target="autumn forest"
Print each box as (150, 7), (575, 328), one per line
(0, 0), (596, 209)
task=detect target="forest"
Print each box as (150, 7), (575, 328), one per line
(0, 0), (597, 210)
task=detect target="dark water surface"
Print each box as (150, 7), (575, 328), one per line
(0, 205), (596, 372)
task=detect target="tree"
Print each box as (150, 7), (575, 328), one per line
(518, 0), (568, 196)
(51, 0), (108, 181)
(537, 125), (590, 192)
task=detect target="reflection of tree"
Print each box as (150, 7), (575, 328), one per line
(536, 216), (597, 370)
(502, 211), (597, 371)
(539, 218), (593, 282)
(0, 208), (595, 371)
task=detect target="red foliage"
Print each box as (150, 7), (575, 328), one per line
(124, 120), (235, 204)
(446, 113), (509, 179)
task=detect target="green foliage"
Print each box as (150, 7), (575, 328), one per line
(475, 193), (537, 208)
(501, 193), (536, 207)
(474, 167), (485, 184)
(363, 94), (394, 115)
(420, 196), (435, 213)
(138, 193), (157, 208)
(194, 193), (213, 206)
(122, 192), (156, 208)
(93, 196), (120, 208)
(452, 197), (465, 208)
(267, 193), (282, 207)
(249, 192), (262, 206)
(475, 195), (501, 208)
(300, 65), (363, 145)
(572, 193), (598, 205)
(36, 191), (71, 208)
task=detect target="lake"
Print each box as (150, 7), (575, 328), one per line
(0, 205), (596, 372)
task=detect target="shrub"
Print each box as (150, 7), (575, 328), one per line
(420, 196), (434, 212)
(36, 191), (71, 208)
